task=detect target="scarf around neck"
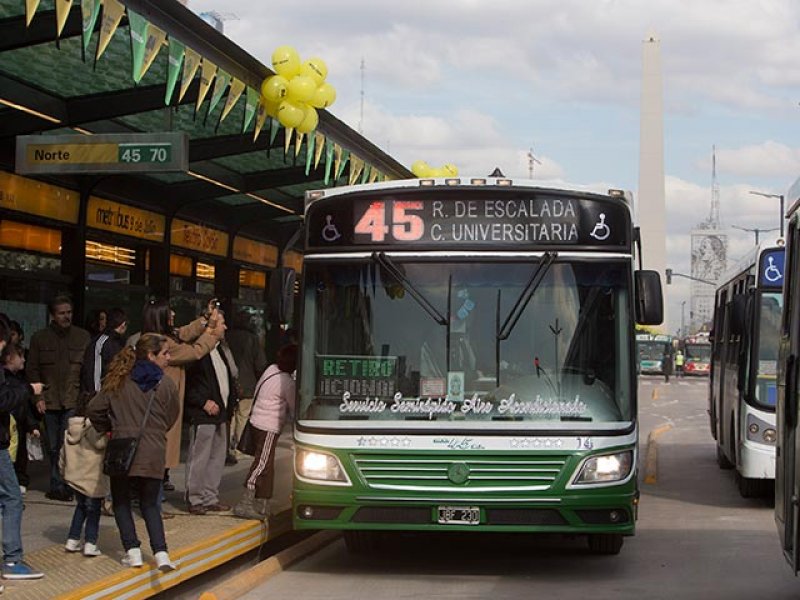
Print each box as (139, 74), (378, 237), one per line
(131, 359), (163, 392)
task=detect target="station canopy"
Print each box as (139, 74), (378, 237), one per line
(0, 0), (411, 242)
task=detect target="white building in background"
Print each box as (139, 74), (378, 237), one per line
(689, 148), (727, 332)
(637, 34), (667, 331)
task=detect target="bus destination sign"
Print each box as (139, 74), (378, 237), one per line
(16, 132), (188, 175)
(306, 191), (630, 251)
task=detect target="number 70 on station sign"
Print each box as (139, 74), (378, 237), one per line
(15, 132), (188, 175)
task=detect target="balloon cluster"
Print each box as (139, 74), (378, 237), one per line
(410, 160), (459, 178)
(260, 45), (337, 134)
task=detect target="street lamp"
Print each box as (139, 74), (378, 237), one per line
(680, 300), (686, 338)
(731, 225), (779, 245)
(749, 190), (785, 239)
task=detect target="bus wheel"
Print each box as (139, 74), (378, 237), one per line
(736, 473), (766, 498)
(587, 533), (624, 555)
(343, 530), (379, 554)
(716, 444), (734, 469)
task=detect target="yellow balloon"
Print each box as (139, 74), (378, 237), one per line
(286, 75), (316, 103)
(296, 105), (319, 134)
(411, 160), (430, 177)
(442, 163), (459, 177)
(277, 100), (306, 129)
(300, 57), (328, 85)
(309, 82), (337, 109)
(271, 45), (301, 78)
(261, 75), (288, 103)
(261, 97), (280, 118)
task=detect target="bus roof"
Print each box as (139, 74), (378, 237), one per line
(716, 242), (784, 289)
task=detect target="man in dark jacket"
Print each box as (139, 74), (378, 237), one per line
(80, 307), (128, 398)
(0, 316), (45, 581)
(27, 296), (90, 501)
(184, 324), (239, 515)
(225, 311), (266, 458)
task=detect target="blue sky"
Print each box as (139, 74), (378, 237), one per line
(188, 0), (800, 333)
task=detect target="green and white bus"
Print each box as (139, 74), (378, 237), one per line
(636, 333), (673, 375)
(292, 177), (663, 555)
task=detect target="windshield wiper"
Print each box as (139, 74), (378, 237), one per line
(372, 252), (448, 326)
(497, 252), (557, 340)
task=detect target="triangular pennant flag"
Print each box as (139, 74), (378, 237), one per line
(305, 133), (316, 176)
(284, 128), (294, 156)
(25, 0), (42, 27)
(324, 139), (334, 185)
(96, 0), (125, 61)
(55, 0), (73, 38)
(295, 132), (305, 157)
(179, 46), (201, 102)
(195, 59), (217, 113)
(165, 38), (185, 105)
(253, 100), (268, 141)
(139, 24), (166, 82)
(369, 167), (380, 184)
(127, 9), (149, 83)
(349, 155), (365, 186)
(221, 78), (245, 123)
(208, 69), (230, 116)
(269, 118), (280, 145)
(334, 146), (350, 181)
(80, 0), (101, 53)
(242, 87), (259, 133)
(314, 132), (325, 169)
(360, 164), (372, 184)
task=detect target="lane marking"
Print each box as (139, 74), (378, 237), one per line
(643, 423), (673, 485)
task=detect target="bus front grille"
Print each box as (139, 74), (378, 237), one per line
(352, 454), (570, 492)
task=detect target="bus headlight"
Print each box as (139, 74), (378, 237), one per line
(572, 450), (633, 485)
(295, 449), (349, 484)
(746, 415), (775, 444)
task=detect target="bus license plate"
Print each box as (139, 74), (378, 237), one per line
(437, 506), (480, 525)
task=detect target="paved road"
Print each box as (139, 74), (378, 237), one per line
(236, 377), (800, 599)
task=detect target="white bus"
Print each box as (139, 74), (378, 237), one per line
(710, 243), (784, 497)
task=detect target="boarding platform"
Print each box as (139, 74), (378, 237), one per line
(2, 432), (294, 599)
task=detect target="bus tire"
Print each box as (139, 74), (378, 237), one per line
(716, 443), (734, 469)
(736, 473), (768, 498)
(587, 533), (624, 555)
(343, 530), (379, 554)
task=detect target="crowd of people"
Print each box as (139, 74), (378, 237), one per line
(0, 294), (297, 586)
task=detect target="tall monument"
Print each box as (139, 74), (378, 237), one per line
(638, 34), (667, 330)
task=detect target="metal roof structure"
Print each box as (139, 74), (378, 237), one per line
(0, 0), (411, 243)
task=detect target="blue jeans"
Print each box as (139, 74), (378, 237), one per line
(44, 409), (73, 493)
(110, 476), (166, 553)
(67, 490), (101, 544)
(0, 449), (24, 563)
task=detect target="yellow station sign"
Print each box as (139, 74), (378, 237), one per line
(87, 197), (165, 242)
(171, 218), (229, 257)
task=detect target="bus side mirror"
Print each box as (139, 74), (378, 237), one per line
(269, 267), (296, 325)
(635, 270), (664, 326)
(730, 294), (748, 336)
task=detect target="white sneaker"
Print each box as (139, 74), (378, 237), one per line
(65, 538), (82, 553)
(83, 543), (101, 557)
(121, 547), (143, 568)
(154, 551), (177, 572)
(19, 485), (26, 496)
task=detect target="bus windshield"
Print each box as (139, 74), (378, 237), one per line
(685, 344), (711, 362)
(299, 259), (632, 427)
(754, 292), (782, 408)
(638, 342), (668, 361)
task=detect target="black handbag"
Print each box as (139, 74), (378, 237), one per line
(103, 388), (157, 477)
(235, 372), (278, 456)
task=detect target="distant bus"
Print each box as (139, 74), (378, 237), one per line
(291, 177), (663, 556)
(710, 244), (783, 498)
(636, 334), (672, 375)
(681, 334), (711, 376)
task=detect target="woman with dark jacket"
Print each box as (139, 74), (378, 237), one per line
(87, 334), (180, 572)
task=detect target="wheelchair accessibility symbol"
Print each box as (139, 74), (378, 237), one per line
(589, 213), (611, 241)
(321, 215), (341, 242)
(764, 256), (783, 283)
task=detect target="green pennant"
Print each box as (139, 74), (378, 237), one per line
(242, 87), (259, 133)
(127, 9), (149, 83)
(269, 118), (280, 146)
(335, 149), (350, 181)
(361, 164), (371, 185)
(165, 38), (185, 105)
(207, 69), (231, 116)
(81, 0), (101, 54)
(305, 133), (316, 176)
(324, 140), (334, 185)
